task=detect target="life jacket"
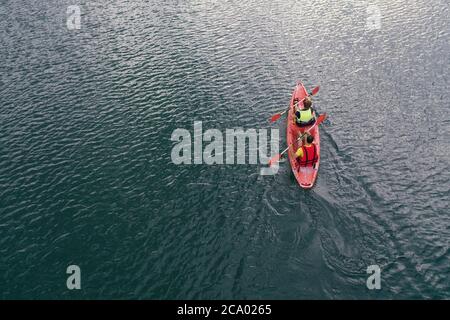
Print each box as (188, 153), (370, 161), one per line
(298, 144), (318, 166)
(295, 108), (313, 125)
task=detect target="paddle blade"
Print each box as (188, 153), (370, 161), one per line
(316, 113), (327, 125)
(311, 86), (320, 96)
(268, 154), (281, 167)
(270, 113), (281, 123)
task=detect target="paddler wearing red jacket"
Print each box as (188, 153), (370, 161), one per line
(295, 134), (318, 167)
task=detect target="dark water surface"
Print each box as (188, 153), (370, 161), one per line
(1, 0), (449, 299)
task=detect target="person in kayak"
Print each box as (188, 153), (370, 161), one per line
(294, 96), (316, 127)
(295, 134), (318, 167)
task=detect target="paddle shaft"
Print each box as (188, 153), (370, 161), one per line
(281, 89), (316, 117)
(270, 85), (320, 122)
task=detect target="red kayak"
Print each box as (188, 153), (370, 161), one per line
(286, 83), (320, 189)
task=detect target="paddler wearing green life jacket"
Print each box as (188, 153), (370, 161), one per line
(295, 134), (318, 167)
(294, 96), (316, 127)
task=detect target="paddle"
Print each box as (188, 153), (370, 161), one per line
(270, 86), (320, 123)
(268, 113), (327, 167)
